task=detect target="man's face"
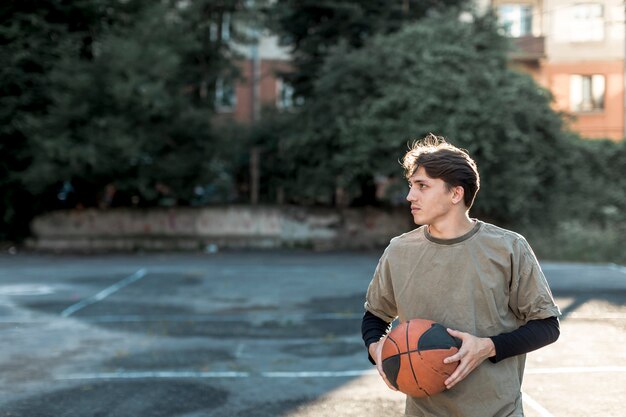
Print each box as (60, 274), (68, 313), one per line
(406, 167), (456, 226)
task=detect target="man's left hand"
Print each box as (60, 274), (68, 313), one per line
(443, 328), (496, 389)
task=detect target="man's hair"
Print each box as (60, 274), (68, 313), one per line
(402, 133), (480, 209)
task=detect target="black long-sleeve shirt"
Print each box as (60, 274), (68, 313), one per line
(361, 310), (559, 365)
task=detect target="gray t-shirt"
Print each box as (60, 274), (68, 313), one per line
(365, 220), (560, 417)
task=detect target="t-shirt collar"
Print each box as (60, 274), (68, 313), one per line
(424, 220), (482, 245)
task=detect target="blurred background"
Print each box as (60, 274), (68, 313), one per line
(1, 0), (625, 262)
(2, 3), (626, 416)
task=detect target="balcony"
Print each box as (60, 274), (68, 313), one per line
(509, 36), (545, 62)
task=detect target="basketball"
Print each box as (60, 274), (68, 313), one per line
(381, 318), (461, 398)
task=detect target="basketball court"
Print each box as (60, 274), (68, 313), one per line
(0, 252), (624, 416)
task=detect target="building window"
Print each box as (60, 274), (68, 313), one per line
(210, 12), (231, 42)
(215, 78), (236, 112)
(498, 4), (533, 37)
(276, 78), (303, 110)
(276, 78), (294, 110)
(221, 12), (231, 42)
(570, 74), (605, 112)
(554, 3), (604, 42)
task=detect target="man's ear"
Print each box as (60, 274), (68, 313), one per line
(451, 186), (465, 205)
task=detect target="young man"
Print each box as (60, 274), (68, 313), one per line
(362, 134), (560, 417)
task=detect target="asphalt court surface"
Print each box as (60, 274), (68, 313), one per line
(0, 252), (624, 417)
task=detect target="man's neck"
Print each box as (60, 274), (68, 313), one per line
(427, 215), (475, 240)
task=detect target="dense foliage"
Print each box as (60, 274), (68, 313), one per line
(1, 3), (624, 262)
(276, 12), (568, 221)
(522, 137), (626, 262)
(266, 0), (468, 100)
(1, 0), (255, 239)
(266, 9), (626, 261)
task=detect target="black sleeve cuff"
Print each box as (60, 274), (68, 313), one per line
(489, 316), (560, 363)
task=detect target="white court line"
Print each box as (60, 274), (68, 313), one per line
(566, 312), (626, 320)
(60, 268), (147, 317)
(57, 366), (626, 381)
(64, 312), (362, 323)
(58, 371), (250, 380)
(526, 366), (626, 375)
(262, 370), (377, 378)
(56, 370), (378, 381)
(522, 391), (556, 417)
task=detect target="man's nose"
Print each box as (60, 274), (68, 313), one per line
(406, 188), (414, 202)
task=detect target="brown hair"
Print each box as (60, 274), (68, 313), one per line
(402, 134), (480, 209)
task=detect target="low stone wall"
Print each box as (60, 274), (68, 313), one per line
(27, 206), (413, 252)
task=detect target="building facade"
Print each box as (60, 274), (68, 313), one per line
(220, 3), (625, 140)
(215, 31), (294, 124)
(491, 0), (625, 140)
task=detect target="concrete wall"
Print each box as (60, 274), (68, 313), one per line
(27, 206), (414, 252)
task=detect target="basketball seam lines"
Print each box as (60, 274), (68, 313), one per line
(385, 335), (401, 390)
(417, 350), (453, 379)
(389, 349), (455, 380)
(405, 321), (430, 397)
(387, 335), (400, 351)
(399, 348), (453, 355)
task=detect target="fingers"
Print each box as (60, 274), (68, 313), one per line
(375, 335), (387, 364)
(373, 336), (398, 392)
(444, 328), (472, 388)
(443, 350), (463, 364)
(446, 328), (463, 337)
(443, 328), (465, 364)
(442, 330), (494, 390)
(445, 359), (471, 389)
(377, 362), (398, 391)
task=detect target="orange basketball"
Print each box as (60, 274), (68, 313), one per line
(381, 318), (461, 398)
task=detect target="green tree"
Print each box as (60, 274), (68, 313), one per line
(279, 11), (571, 224)
(521, 137), (626, 263)
(1, 1), (257, 239)
(267, 0), (469, 100)
(20, 3), (215, 204)
(174, 0), (262, 105)
(0, 0), (126, 239)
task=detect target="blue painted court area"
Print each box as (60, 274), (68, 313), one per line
(0, 252), (624, 417)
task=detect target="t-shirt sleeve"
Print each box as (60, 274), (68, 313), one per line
(364, 248), (398, 323)
(509, 237), (561, 322)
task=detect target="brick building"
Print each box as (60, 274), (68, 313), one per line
(488, 0), (625, 140)
(220, 3), (625, 141)
(215, 31), (294, 123)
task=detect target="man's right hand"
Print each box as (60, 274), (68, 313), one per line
(369, 335), (398, 391)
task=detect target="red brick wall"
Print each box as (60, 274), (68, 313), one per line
(216, 59), (292, 124)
